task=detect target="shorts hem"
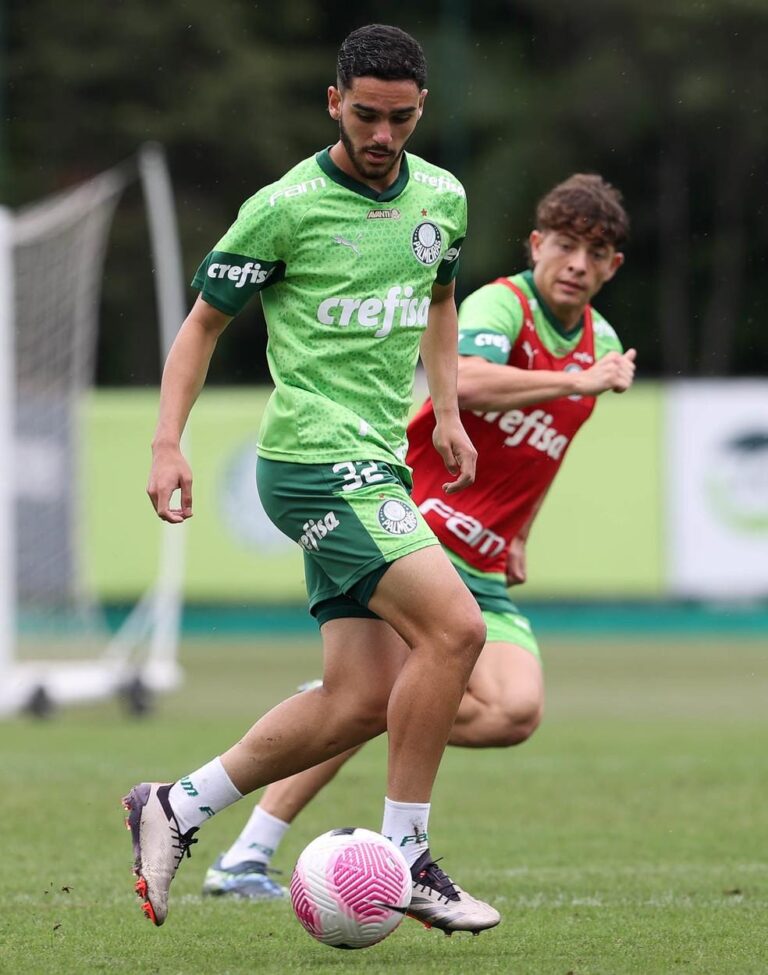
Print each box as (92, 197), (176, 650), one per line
(482, 610), (541, 661)
(340, 535), (439, 596)
(312, 597), (381, 627)
(307, 535), (439, 614)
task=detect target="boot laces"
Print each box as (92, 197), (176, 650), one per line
(415, 857), (460, 902)
(170, 826), (199, 868)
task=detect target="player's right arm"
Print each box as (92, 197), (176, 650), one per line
(457, 349), (636, 411)
(149, 180), (288, 523)
(147, 297), (232, 523)
(455, 280), (636, 410)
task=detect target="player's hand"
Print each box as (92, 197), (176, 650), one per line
(147, 443), (193, 523)
(575, 348), (637, 396)
(433, 415), (477, 494)
(506, 536), (527, 586)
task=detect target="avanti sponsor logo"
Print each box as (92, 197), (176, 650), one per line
(299, 512), (341, 553)
(419, 497), (506, 557)
(317, 286), (430, 338)
(476, 408), (571, 459)
(367, 207), (401, 219)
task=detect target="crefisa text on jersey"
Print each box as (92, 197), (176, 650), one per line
(475, 408), (571, 459)
(316, 286), (431, 338)
(206, 261), (276, 287)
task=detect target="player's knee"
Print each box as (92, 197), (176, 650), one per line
(319, 680), (389, 740)
(407, 601), (485, 676)
(447, 608), (486, 665)
(345, 688), (389, 738)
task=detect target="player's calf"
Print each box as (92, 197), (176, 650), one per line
(450, 692), (543, 748)
(488, 695), (542, 746)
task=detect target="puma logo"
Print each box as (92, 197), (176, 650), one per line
(332, 233), (363, 256)
(522, 340), (538, 368)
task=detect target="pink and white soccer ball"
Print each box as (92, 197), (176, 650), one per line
(290, 827), (412, 949)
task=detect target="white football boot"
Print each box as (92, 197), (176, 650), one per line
(406, 850), (501, 934)
(122, 782), (198, 925)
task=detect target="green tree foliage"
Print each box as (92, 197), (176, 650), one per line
(5, 0), (767, 380)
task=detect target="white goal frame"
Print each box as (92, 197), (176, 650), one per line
(0, 143), (186, 717)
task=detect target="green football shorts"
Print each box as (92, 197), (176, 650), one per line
(256, 457), (439, 615)
(312, 553), (541, 658)
(481, 609), (541, 660)
(450, 558), (541, 660)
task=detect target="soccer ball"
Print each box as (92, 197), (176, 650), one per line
(290, 827), (412, 949)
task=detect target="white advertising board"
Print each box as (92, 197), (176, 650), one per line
(667, 381), (768, 598)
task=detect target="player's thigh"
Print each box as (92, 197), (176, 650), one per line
(256, 457), (438, 612)
(320, 617), (409, 711)
(368, 545), (485, 655)
(467, 609), (544, 713)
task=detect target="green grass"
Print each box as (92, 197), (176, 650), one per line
(1, 633), (767, 974)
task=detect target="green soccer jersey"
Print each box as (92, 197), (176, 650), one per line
(457, 269), (622, 362)
(192, 148), (467, 470)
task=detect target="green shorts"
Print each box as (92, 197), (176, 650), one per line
(303, 510), (541, 661)
(256, 457), (438, 615)
(481, 609), (540, 659)
(450, 558), (541, 660)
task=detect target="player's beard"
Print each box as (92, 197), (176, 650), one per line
(338, 117), (404, 183)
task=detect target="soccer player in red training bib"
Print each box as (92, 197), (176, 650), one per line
(199, 173), (637, 903)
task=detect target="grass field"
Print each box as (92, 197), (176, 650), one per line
(1, 631), (766, 974)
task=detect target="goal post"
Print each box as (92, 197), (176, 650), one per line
(136, 143), (188, 696)
(0, 144), (187, 717)
(0, 205), (15, 681)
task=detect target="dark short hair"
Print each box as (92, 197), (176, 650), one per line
(337, 24), (427, 91)
(535, 174), (629, 248)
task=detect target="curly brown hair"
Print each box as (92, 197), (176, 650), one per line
(534, 173), (629, 249)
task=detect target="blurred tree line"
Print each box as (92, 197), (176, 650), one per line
(5, 0), (767, 383)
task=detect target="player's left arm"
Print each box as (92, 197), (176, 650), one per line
(420, 280), (477, 494)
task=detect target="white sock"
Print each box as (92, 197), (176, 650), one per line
(381, 797), (431, 868)
(168, 757), (242, 833)
(220, 805), (290, 870)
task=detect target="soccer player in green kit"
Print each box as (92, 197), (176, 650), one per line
(198, 174), (637, 904)
(122, 24), (500, 933)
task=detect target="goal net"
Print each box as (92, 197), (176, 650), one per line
(0, 144), (186, 717)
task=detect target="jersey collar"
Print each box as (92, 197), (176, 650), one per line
(522, 269), (585, 339)
(316, 147), (410, 202)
